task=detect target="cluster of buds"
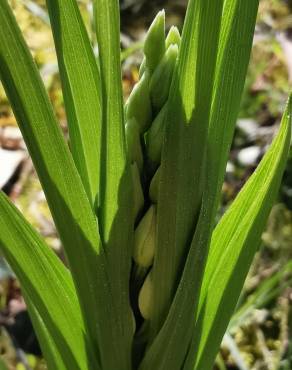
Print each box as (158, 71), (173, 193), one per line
(125, 11), (180, 327)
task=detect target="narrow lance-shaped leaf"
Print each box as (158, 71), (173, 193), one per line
(156, 1), (260, 368)
(151, 0), (224, 338)
(140, 1), (259, 369)
(139, 1), (223, 369)
(94, 1), (134, 369)
(181, 2), (261, 366)
(191, 95), (291, 370)
(208, 0), (261, 213)
(23, 293), (67, 370)
(46, 0), (102, 205)
(0, 192), (91, 370)
(0, 1), (113, 364)
(94, 0), (130, 242)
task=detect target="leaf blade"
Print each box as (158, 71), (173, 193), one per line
(191, 95), (291, 370)
(23, 294), (67, 370)
(94, 0), (129, 242)
(140, 1), (224, 369)
(0, 192), (90, 370)
(46, 0), (102, 205)
(141, 2), (260, 369)
(93, 1), (134, 368)
(0, 2), (116, 364)
(152, 0), (224, 334)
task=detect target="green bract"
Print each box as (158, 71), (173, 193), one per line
(0, 0), (291, 370)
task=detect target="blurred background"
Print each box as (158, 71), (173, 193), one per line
(0, 0), (292, 369)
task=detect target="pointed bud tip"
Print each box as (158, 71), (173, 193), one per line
(149, 9), (165, 30)
(157, 9), (165, 18)
(165, 25), (181, 48)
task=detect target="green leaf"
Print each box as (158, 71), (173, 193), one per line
(46, 0), (102, 205)
(23, 294), (67, 370)
(180, 3), (261, 367)
(94, 0), (129, 242)
(207, 0), (261, 214)
(0, 2), (119, 366)
(94, 1), (133, 369)
(0, 192), (90, 370)
(139, 1), (223, 368)
(191, 95), (291, 370)
(141, 1), (259, 369)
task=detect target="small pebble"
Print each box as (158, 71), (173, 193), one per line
(0, 148), (26, 188)
(237, 146), (261, 167)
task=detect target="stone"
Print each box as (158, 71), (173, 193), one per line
(237, 146), (261, 167)
(0, 148), (26, 188)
